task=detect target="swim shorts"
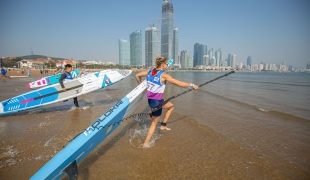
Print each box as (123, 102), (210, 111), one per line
(148, 99), (164, 117)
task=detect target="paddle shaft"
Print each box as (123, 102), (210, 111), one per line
(151, 71), (235, 112)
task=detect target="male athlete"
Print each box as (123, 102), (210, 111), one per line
(59, 64), (85, 109)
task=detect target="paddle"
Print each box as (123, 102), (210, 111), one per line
(151, 71), (235, 112)
(20, 84), (83, 104)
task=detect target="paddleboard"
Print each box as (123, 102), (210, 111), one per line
(30, 59), (173, 180)
(27, 70), (81, 89)
(0, 69), (131, 116)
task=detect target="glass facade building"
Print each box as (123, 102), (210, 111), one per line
(130, 30), (142, 66)
(208, 48), (213, 65)
(145, 25), (159, 68)
(193, 43), (207, 67)
(161, 0), (174, 60)
(231, 54), (237, 68)
(180, 50), (189, 69)
(172, 27), (179, 63)
(215, 49), (222, 67)
(247, 56), (252, 67)
(118, 39), (130, 66)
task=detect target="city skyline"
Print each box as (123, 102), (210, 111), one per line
(0, 0), (309, 67)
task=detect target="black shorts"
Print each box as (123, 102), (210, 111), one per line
(148, 99), (164, 117)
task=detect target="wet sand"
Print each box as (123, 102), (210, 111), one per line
(0, 70), (309, 179)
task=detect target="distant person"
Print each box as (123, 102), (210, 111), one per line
(135, 56), (199, 148)
(59, 64), (85, 110)
(1, 67), (7, 80)
(27, 68), (31, 78)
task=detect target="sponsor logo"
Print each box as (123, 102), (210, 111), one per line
(83, 100), (123, 136)
(105, 78), (111, 84)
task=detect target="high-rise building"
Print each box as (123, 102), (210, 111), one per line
(130, 30), (142, 66)
(211, 57), (216, 66)
(231, 54), (237, 68)
(259, 63), (264, 71)
(279, 60), (287, 72)
(288, 65), (293, 71)
(193, 43), (207, 67)
(118, 39), (130, 66)
(215, 49), (222, 67)
(208, 48), (213, 65)
(307, 62), (310, 69)
(180, 50), (189, 69)
(188, 56), (193, 68)
(172, 27), (179, 63)
(161, 0), (174, 60)
(226, 54), (231, 67)
(203, 55), (209, 66)
(145, 24), (159, 68)
(247, 56), (252, 67)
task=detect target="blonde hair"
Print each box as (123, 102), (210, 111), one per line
(155, 56), (168, 68)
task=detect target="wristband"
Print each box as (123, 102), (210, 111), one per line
(189, 83), (194, 89)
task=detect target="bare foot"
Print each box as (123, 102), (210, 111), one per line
(139, 144), (150, 149)
(160, 126), (171, 130)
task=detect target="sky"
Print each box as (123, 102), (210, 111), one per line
(0, 0), (309, 68)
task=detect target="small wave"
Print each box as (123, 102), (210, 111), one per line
(258, 108), (269, 112)
(68, 106), (78, 111)
(82, 106), (89, 110)
(200, 89), (309, 121)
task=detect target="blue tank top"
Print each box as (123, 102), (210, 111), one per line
(146, 69), (166, 100)
(64, 72), (73, 80)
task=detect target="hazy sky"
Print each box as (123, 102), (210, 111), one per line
(1, 0), (309, 67)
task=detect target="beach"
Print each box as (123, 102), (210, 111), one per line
(0, 70), (310, 179)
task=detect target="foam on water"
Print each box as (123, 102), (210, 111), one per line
(129, 118), (163, 148)
(0, 146), (19, 169)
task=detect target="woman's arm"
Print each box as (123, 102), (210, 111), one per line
(162, 73), (199, 89)
(135, 70), (148, 84)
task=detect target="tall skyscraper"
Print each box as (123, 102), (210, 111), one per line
(215, 49), (222, 67)
(279, 60), (287, 72)
(193, 43), (207, 67)
(130, 30), (142, 66)
(172, 27), (179, 63)
(231, 54), (237, 68)
(188, 56), (193, 68)
(247, 56), (252, 67)
(145, 24), (159, 68)
(208, 48), (213, 65)
(226, 54), (231, 67)
(180, 50), (189, 69)
(203, 55), (209, 66)
(161, 0), (174, 60)
(118, 39), (130, 66)
(307, 62), (310, 69)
